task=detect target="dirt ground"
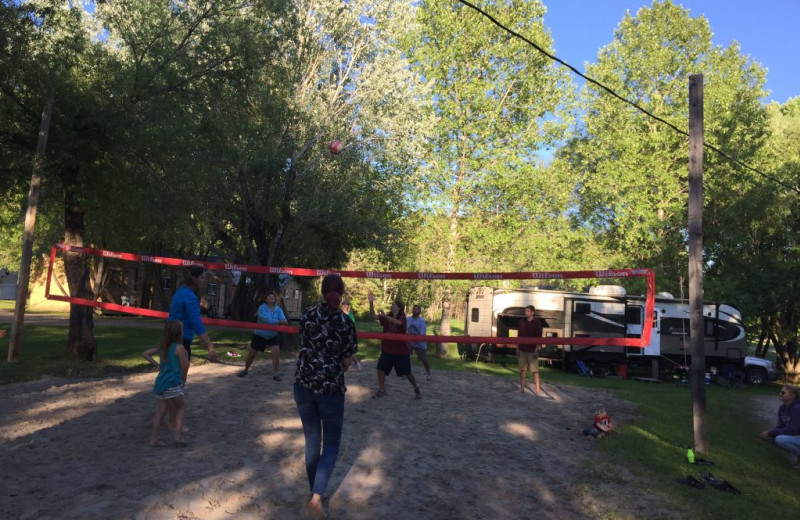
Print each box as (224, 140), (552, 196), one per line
(1, 352), (783, 520)
(0, 358), (662, 520)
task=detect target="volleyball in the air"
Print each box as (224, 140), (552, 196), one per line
(328, 140), (343, 155)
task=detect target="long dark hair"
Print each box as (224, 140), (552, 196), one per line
(158, 320), (184, 359)
(321, 274), (344, 312)
(391, 300), (405, 318)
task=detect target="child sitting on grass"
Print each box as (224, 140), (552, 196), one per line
(580, 405), (614, 438)
(143, 320), (189, 447)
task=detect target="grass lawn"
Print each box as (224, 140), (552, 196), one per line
(1, 319), (797, 518)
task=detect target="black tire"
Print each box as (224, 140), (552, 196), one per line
(586, 361), (609, 378)
(460, 343), (478, 361)
(594, 363), (611, 378)
(745, 367), (766, 386)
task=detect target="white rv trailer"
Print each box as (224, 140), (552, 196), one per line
(464, 285), (748, 375)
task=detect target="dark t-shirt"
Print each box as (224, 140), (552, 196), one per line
(518, 318), (543, 353)
(379, 314), (409, 355)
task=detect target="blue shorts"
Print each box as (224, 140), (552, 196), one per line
(377, 352), (412, 376)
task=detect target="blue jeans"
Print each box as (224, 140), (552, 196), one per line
(775, 435), (800, 457)
(293, 384), (345, 496)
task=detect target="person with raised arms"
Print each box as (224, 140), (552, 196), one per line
(368, 292), (421, 400)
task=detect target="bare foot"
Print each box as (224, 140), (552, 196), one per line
(166, 422), (189, 434)
(306, 497), (326, 519)
(518, 388), (526, 393)
(150, 441), (166, 447)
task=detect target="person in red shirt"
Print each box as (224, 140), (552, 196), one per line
(581, 406), (614, 438)
(518, 305), (543, 395)
(368, 291), (422, 400)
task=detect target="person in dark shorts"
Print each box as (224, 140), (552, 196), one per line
(367, 291), (421, 400)
(518, 305), (543, 395)
(238, 290), (288, 380)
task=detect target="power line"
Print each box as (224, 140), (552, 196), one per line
(455, 0), (799, 195)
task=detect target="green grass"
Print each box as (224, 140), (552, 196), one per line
(0, 324), (253, 383)
(1, 320), (797, 518)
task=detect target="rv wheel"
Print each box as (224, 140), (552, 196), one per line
(460, 343), (478, 362)
(587, 362), (610, 378)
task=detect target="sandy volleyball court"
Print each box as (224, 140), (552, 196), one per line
(0, 360), (647, 519)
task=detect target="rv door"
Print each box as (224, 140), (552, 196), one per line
(627, 307), (661, 357)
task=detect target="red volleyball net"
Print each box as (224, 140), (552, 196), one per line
(45, 243), (655, 348)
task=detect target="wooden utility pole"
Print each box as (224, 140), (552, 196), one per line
(688, 74), (708, 453)
(8, 74), (54, 362)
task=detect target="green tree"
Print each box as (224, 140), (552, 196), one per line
(403, 0), (577, 353)
(185, 0), (431, 318)
(2, 1), (291, 359)
(706, 97), (800, 381)
(562, 0), (769, 294)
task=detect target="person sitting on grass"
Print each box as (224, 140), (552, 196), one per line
(580, 405), (614, 438)
(759, 384), (800, 468)
(143, 320), (189, 447)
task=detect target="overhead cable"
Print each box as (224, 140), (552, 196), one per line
(455, 0), (799, 194)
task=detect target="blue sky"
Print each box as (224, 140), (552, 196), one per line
(543, 0), (799, 104)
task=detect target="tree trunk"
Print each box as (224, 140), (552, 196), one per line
(438, 298), (452, 358)
(64, 205), (97, 361)
(8, 73), (54, 362)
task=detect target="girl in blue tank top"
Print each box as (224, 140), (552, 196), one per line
(143, 320), (189, 447)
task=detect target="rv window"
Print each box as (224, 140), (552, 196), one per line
(575, 303), (591, 314)
(546, 331), (558, 338)
(625, 307), (641, 325)
(704, 319), (715, 337)
(471, 308), (479, 323)
(705, 319), (740, 341)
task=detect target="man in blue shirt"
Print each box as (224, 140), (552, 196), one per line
(407, 305), (431, 380)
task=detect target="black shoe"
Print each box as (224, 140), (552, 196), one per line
(694, 457), (714, 466)
(677, 475), (705, 489)
(723, 481), (741, 495)
(701, 471), (738, 494)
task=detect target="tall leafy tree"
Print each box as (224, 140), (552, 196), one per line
(562, 0), (769, 294)
(2, 1), (290, 359)
(402, 0), (576, 349)
(188, 0), (431, 318)
(706, 97), (800, 380)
